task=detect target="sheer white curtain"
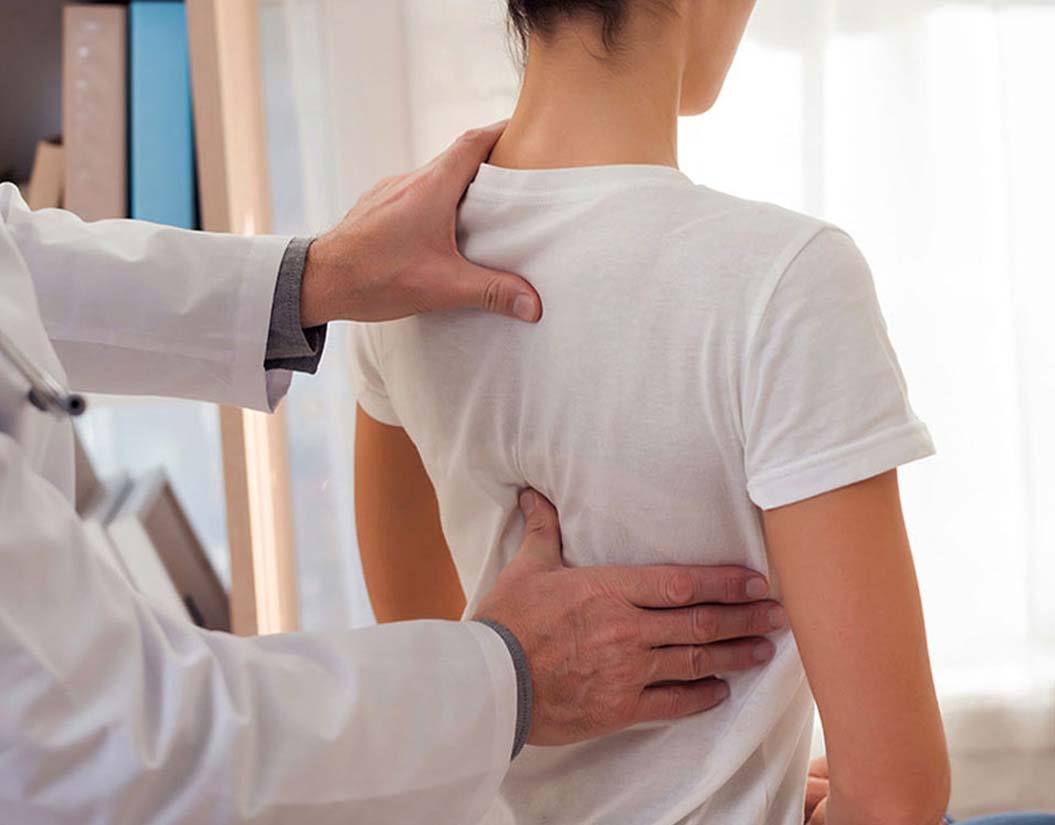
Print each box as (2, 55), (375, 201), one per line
(676, 3), (1055, 812)
(261, 0), (1054, 811)
(681, 1), (1055, 688)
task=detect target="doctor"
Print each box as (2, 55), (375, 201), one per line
(0, 123), (785, 824)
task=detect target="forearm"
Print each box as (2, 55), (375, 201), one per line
(823, 784), (948, 825)
(2, 182), (292, 409)
(764, 472), (949, 825)
(0, 433), (516, 823)
(360, 540), (467, 623)
(355, 405), (467, 622)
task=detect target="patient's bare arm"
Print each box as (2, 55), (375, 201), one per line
(763, 471), (949, 825)
(355, 405), (466, 622)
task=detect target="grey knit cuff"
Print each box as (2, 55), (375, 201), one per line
(473, 619), (533, 760)
(264, 236), (327, 374)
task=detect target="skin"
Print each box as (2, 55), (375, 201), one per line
(489, 0), (757, 170)
(764, 472), (949, 825)
(355, 406), (467, 622)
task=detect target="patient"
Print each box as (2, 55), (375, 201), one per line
(351, 1), (950, 823)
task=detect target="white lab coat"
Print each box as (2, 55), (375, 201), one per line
(0, 182), (516, 825)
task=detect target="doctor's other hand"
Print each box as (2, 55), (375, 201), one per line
(299, 121), (541, 326)
(473, 491), (787, 748)
(804, 755), (830, 824)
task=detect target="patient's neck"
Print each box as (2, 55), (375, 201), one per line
(489, 25), (685, 171)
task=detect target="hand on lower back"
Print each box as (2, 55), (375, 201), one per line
(472, 490), (788, 747)
(807, 798), (829, 825)
(805, 755), (830, 822)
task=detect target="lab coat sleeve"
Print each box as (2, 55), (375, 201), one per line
(0, 183), (292, 412)
(0, 432), (517, 825)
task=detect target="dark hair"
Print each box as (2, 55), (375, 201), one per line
(508, 1), (646, 53)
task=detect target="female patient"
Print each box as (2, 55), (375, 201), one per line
(351, 1), (949, 823)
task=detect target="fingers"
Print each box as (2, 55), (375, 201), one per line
(426, 259), (542, 322)
(644, 601), (787, 646)
(805, 776), (829, 820)
(633, 678), (730, 724)
(513, 490), (563, 569)
(648, 638), (775, 683)
(806, 796), (828, 825)
(603, 564), (771, 608)
(435, 121), (509, 187)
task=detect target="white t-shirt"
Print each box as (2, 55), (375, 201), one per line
(352, 163), (934, 825)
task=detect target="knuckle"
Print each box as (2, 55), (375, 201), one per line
(384, 174), (410, 195)
(663, 689), (687, 719)
(724, 572), (742, 603)
(664, 569), (696, 605)
(609, 659), (642, 688)
(527, 514), (558, 543)
(600, 616), (639, 648)
(690, 645), (713, 678)
(752, 604), (775, 633)
(461, 127), (483, 142)
(691, 607), (719, 641)
(482, 276), (506, 313)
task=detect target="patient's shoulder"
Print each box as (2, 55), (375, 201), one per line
(661, 183), (849, 289)
(684, 183), (832, 250)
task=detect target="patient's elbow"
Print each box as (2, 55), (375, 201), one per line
(833, 761), (951, 825)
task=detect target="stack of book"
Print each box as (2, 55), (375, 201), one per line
(34, 0), (199, 227)
(76, 435), (230, 631)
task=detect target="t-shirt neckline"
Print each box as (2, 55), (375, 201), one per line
(468, 162), (695, 200)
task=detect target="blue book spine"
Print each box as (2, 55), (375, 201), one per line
(129, 1), (198, 229)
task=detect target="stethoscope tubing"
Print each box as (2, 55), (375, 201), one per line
(0, 328), (86, 418)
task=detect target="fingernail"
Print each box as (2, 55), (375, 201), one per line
(715, 681), (731, 701)
(513, 294), (538, 322)
(768, 606), (787, 629)
(519, 491), (536, 515)
(745, 578), (768, 599)
(753, 641), (775, 662)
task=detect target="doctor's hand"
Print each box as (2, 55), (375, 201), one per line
(804, 755), (830, 824)
(473, 491), (787, 748)
(299, 121), (541, 326)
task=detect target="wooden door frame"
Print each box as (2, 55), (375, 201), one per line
(187, 0), (298, 635)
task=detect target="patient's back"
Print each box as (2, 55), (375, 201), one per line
(352, 163), (929, 824)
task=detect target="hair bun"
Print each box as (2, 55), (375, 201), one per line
(508, 0), (634, 51)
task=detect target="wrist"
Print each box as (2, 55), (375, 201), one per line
(299, 234), (339, 328)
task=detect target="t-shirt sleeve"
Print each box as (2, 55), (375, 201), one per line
(741, 227), (935, 510)
(350, 323), (402, 427)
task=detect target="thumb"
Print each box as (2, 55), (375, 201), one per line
(514, 490), (563, 569)
(806, 797), (828, 825)
(431, 259), (542, 322)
